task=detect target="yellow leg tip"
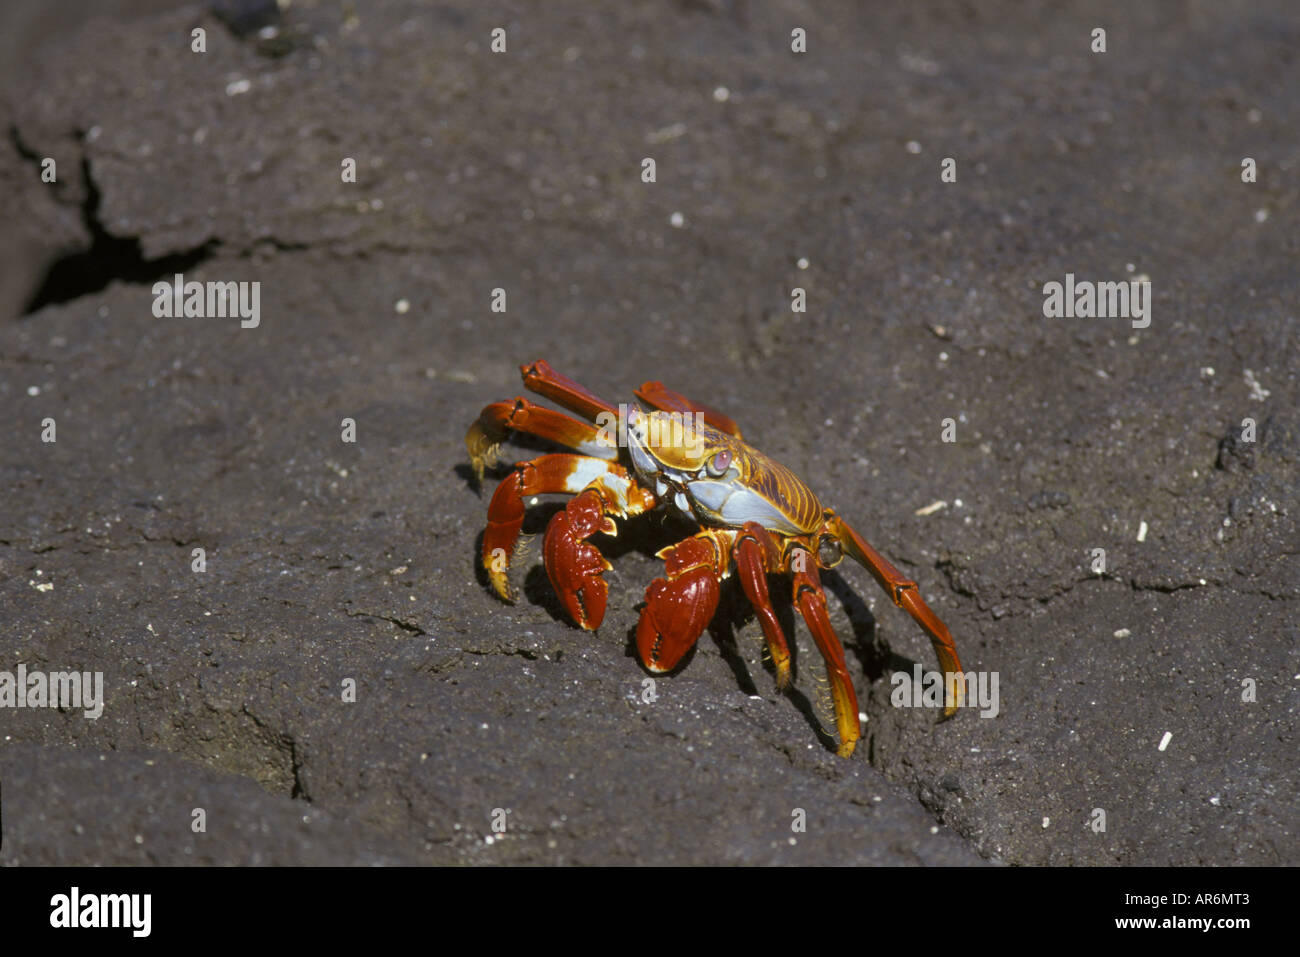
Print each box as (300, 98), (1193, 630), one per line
(487, 569), (515, 603)
(773, 662), (791, 691)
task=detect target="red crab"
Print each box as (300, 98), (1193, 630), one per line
(465, 360), (964, 756)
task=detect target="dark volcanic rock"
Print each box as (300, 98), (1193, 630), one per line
(1, 0), (1295, 866)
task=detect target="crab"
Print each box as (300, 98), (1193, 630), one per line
(465, 360), (964, 757)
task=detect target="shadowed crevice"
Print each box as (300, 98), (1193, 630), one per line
(20, 151), (216, 316)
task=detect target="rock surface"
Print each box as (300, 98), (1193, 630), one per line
(1, 0), (1295, 865)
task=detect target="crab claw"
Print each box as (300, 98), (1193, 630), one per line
(544, 489), (615, 630)
(635, 536), (721, 672)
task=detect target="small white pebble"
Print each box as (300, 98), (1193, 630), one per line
(1243, 369), (1270, 401)
(1113, 628), (1131, 639)
(906, 140), (922, 154)
(712, 86), (729, 102)
(796, 257), (809, 270)
(225, 78), (252, 96)
(914, 500), (948, 516)
(669, 211), (685, 228)
(1136, 520), (1148, 542)
(1254, 208), (1269, 223)
(394, 299), (410, 314)
(1210, 795), (1221, 806)
(1158, 731), (1172, 752)
(1042, 817), (1050, 829)
(930, 826), (939, 834)
(27, 386), (40, 396)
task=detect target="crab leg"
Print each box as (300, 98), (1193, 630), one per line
(825, 511), (965, 715)
(732, 522), (792, 688)
(636, 529), (733, 673)
(482, 454), (654, 604)
(790, 547), (861, 758)
(634, 379), (744, 439)
(520, 359), (619, 422)
(466, 397), (616, 483)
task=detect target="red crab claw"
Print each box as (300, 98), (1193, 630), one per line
(544, 488), (615, 630)
(636, 536), (721, 672)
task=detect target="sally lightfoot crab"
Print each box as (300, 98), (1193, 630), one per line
(465, 360), (964, 757)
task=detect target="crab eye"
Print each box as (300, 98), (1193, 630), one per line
(706, 449), (732, 477)
(817, 536), (843, 568)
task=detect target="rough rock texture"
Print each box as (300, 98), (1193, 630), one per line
(1, 0), (1295, 865)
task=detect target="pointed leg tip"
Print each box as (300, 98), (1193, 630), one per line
(939, 693), (962, 720)
(487, 571), (516, 603)
(944, 674), (966, 716)
(836, 738), (858, 758)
